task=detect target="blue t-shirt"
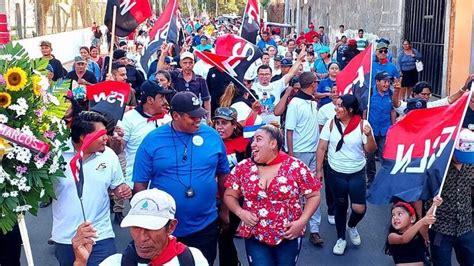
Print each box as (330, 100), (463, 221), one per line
(314, 58), (336, 80)
(132, 123), (230, 237)
(257, 39), (277, 51)
(370, 61), (400, 95)
(368, 91), (393, 136)
(317, 78), (335, 107)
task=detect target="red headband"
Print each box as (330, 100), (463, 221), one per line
(394, 202), (416, 217)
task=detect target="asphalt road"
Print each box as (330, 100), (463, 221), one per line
(21, 191), (396, 266)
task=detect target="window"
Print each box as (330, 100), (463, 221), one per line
(308, 6), (312, 25)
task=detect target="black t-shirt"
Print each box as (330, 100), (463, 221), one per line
(389, 233), (425, 264)
(206, 67), (233, 114)
(66, 70), (98, 84)
(48, 57), (66, 81)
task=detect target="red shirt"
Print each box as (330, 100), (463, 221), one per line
(225, 157), (321, 245)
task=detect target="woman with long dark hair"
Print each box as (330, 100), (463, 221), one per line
(224, 124), (321, 265)
(316, 94), (376, 255)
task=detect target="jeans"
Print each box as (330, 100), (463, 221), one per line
(178, 219), (219, 265)
(245, 237), (302, 266)
(55, 237), (116, 266)
(323, 160), (335, 216)
(429, 230), (474, 266)
(327, 166), (367, 239)
(293, 152), (321, 233)
(218, 207), (241, 266)
(366, 135), (386, 185)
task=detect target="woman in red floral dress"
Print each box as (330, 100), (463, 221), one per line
(224, 124), (321, 266)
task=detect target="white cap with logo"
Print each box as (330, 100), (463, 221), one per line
(121, 189), (176, 230)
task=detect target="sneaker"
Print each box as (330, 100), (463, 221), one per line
(309, 233), (324, 245)
(327, 215), (335, 225)
(333, 238), (347, 255)
(347, 226), (361, 246)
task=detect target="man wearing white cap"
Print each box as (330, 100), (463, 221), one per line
(72, 189), (208, 265)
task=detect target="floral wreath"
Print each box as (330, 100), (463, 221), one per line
(0, 43), (70, 233)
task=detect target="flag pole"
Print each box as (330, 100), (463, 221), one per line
(197, 51), (258, 101)
(108, 5), (117, 76)
(18, 214), (34, 265)
(430, 89), (472, 226)
(366, 42), (375, 119)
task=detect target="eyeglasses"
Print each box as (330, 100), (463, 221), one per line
(378, 49), (388, 54)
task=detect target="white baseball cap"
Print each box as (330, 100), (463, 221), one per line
(180, 51), (195, 61)
(121, 189), (176, 230)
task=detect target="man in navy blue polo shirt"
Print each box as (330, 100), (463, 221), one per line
(157, 45), (212, 124)
(366, 71), (396, 187)
(132, 91), (230, 265)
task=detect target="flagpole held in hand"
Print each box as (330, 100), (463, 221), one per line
(430, 89), (472, 228)
(108, 5), (117, 76)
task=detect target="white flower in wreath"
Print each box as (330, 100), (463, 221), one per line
(18, 183), (27, 191)
(21, 125), (34, 136)
(49, 162), (59, 174)
(9, 178), (18, 186)
(2, 192), (9, 198)
(279, 186), (289, 193)
(277, 176), (287, 183)
(0, 114), (8, 124)
(232, 183), (239, 190)
(246, 201), (253, 207)
(251, 165), (258, 172)
(8, 98), (29, 117)
(304, 189), (313, 194)
(259, 208), (269, 217)
(15, 148), (31, 164)
(257, 191), (267, 198)
(10, 191), (18, 197)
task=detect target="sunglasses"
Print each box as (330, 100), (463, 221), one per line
(378, 49), (388, 54)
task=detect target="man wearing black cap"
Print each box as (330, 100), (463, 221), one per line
(117, 81), (173, 191)
(66, 56), (97, 86)
(133, 91), (230, 265)
(366, 71), (396, 188)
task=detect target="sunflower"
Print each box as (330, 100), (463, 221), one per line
(4, 67), (27, 91)
(0, 92), (12, 108)
(31, 75), (42, 96)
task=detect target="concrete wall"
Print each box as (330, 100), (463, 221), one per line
(284, 0), (405, 52)
(446, 0), (473, 93)
(12, 28), (99, 64)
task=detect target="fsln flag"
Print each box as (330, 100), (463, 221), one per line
(86, 81), (131, 133)
(70, 129), (107, 198)
(335, 43), (372, 109)
(240, 0), (260, 44)
(367, 93), (471, 204)
(104, 0), (152, 37)
(195, 34), (263, 83)
(140, 0), (178, 73)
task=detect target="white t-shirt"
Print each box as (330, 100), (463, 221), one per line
(99, 247), (208, 266)
(318, 102), (336, 126)
(52, 143), (124, 244)
(277, 46), (288, 57)
(285, 96), (319, 152)
(230, 101), (263, 124)
(394, 97), (449, 116)
(118, 109), (171, 186)
(252, 78), (286, 123)
(320, 119), (371, 174)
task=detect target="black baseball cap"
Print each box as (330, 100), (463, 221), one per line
(170, 91), (208, 117)
(405, 98), (427, 114)
(113, 49), (127, 60)
(140, 81), (173, 102)
(375, 71), (392, 81)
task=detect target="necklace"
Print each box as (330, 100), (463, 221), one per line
(171, 122), (189, 161)
(170, 123), (194, 198)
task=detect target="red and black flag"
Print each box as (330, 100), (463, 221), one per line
(195, 34), (262, 84)
(140, 0), (179, 73)
(104, 0), (152, 37)
(335, 43), (372, 109)
(86, 81), (131, 134)
(367, 93), (471, 204)
(240, 0), (260, 44)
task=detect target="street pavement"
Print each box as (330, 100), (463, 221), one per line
(21, 190), (396, 266)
